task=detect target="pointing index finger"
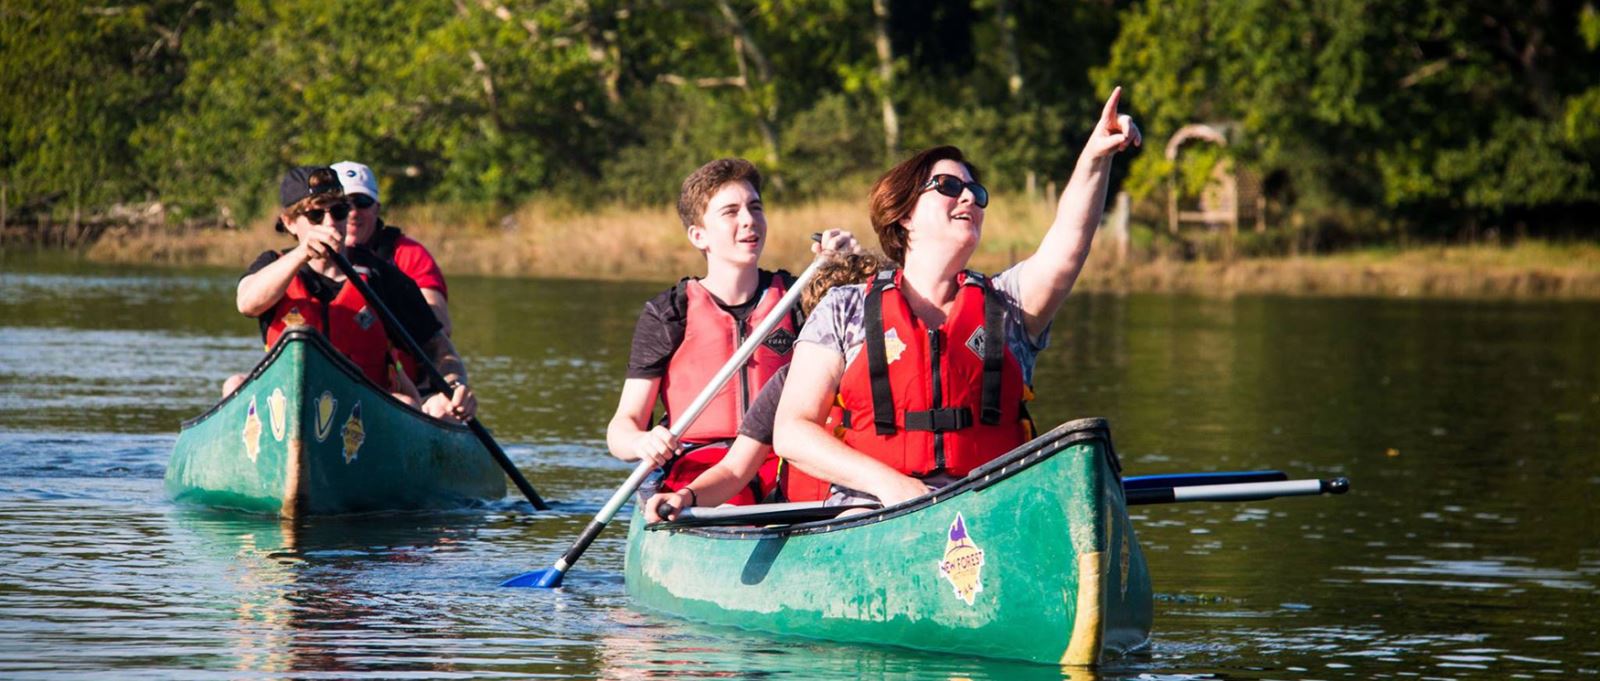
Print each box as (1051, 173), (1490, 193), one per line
(1101, 86), (1123, 132)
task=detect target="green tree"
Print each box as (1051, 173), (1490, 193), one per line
(1099, 0), (1600, 238)
(1, 1), (192, 218)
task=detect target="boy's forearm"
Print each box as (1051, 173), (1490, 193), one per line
(236, 249), (306, 316)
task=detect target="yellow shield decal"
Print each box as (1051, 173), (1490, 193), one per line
(267, 388), (287, 441)
(314, 391), (337, 442)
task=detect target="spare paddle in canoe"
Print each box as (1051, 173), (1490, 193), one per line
(1126, 477), (1349, 506)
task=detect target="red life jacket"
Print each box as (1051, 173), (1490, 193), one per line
(658, 272), (798, 503)
(837, 269), (1032, 479)
(777, 402), (845, 503)
(265, 268), (396, 389)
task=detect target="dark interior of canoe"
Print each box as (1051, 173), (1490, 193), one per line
(180, 327), (470, 432)
(646, 416), (1121, 539)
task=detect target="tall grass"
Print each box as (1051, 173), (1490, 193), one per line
(81, 195), (1600, 298)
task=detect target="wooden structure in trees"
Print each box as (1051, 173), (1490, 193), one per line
(1165, 123), (1266, 234)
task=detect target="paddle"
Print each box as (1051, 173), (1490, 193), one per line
(658, 500), (881, 527)
(1122, 470), (1287, 491)
(326, 249), (549, 511)
(503, 239), (830, 589)
(1125, 477), (1349, 506)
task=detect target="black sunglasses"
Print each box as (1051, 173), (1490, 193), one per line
(922, 174), (989, 208)
(349, 194), (377, 209)
(300, 203), (352, 223)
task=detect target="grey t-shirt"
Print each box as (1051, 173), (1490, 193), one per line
(795, 265), (1050, 383)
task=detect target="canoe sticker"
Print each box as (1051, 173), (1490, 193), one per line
(242, 396), (262, 462)
(314, 391), (338, 442)
(883, 328), (907, 364)
(267, 388), (288, 441)
(341, 402), (365, 464)
(938, 513), (986, 606)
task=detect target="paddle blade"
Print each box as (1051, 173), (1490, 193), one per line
(501, 567), (565, 588)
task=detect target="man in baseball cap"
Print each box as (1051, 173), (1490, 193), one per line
(330, 161), (453, 337)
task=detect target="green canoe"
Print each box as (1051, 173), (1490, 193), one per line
(624, 417), (1153, 666)
(165, 328), (506, 517)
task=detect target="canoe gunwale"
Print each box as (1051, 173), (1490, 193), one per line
(650, 416), (1119, 539)
(180, 328), (472, 434)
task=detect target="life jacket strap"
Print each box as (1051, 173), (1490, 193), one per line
(863, 271), (898, 435)
(966, 270), (1006, 426)
(903, 407), (973, 432)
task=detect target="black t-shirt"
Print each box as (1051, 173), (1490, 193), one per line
(625, 269), (795, 380)
(243, 247), (443, 347)
(736, 365), (788, 445)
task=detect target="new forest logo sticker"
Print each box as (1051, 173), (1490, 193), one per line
(938, 512), (986, 606)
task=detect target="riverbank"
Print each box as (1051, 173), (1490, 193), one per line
(28, 197), (1600, 299)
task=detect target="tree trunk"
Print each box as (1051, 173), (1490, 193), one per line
(872, 0), (899, 160)
(995, 0), (1023, 98)
(715, 0), (783, 187)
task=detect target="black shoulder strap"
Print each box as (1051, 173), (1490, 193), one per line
(772, 268), (803, 326)
(968, 271), (1005, 426)
(864, 270), (898, 435)
(371, 225), (404, 261)
(668, 277), (694, 322)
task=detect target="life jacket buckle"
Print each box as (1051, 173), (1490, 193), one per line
(903, 407), (973, 432)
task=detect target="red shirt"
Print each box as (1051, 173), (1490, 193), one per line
(388, 234), (447, 298)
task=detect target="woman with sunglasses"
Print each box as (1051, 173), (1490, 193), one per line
(225, 166), (478, 423)
(773, 88), (1141, 509)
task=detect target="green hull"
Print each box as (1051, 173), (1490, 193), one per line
(165, 329), (505, 516)
(624, 418), (1153, 666)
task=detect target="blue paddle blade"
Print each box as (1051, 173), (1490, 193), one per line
(501, 567), (565, 588)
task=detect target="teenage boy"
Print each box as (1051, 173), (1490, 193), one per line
(605, 158), (855, 504)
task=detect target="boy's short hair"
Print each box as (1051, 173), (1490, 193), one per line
(276, 167), (347, 233)
(677, 158), (763, 229)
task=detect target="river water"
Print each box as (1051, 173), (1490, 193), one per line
(1, 255), (1596, 680)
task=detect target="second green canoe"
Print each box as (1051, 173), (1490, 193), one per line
(625, 417), (1153, 666)
(165, 328), (506, 517)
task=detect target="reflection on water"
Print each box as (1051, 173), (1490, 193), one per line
(0, 258), (1596, 678)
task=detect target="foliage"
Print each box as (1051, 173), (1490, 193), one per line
(1099, 0), (1600, 238)
(3, 0), (1597, 244)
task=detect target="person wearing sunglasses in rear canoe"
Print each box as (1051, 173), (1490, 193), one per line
(773, 88), (1142, 510)
(330, 161), (452, 337)
(221, 166), (479, 424)
(330, 161), (462, 421)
